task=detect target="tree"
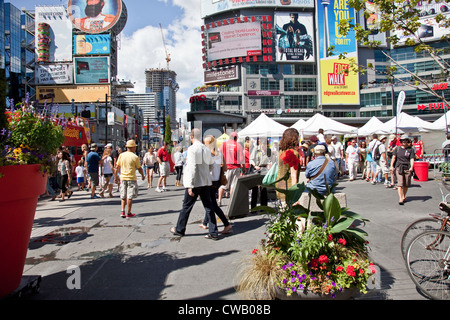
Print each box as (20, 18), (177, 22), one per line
(164, 116), (172, 146)
(338, 0), (450, 107)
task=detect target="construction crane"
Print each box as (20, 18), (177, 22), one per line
(159, 23), (171, 70)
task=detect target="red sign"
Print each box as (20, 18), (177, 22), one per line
(418, 102), (449, 111)
(432, 83), (449, 91)
(248, 90), (280, 96)
(247, 50), (262, 56)
(189, 95), (207, 103)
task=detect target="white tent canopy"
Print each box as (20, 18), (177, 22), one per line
(300, 113), (358, 135)
(291, 119), (307, 131)
(237, 113), (288, 138)
(379, 112), (435, 133)
(431, 110), (450, 131)
(356, 116), (388, 136)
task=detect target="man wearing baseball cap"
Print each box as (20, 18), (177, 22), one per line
(114, 140), (145, 218)
(86, 142), (102, 199)
(305, 144), (336, 195)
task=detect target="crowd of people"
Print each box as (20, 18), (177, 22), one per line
(41, 126), (430, 240)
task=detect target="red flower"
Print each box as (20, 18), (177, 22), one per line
(359, 269), (365, 275)
(327, 234), (333, 242)
(336, 266), (344, 272)
(252, 249), (258, 254)
(318, 255), (329, 265)
(280, 149), (300, 168)
(346, 266), (356, 277)
(338, 238), (346, 246)
(310, 258), (319, 268)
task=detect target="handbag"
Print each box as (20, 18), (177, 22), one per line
(262, 161), (279, 186)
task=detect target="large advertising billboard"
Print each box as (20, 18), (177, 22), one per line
(317, 0), (360, 105)
(206, 22), (262, 61)
(201, 0), (315, 18)
(74, 57), (110, 85)
(68, 0), (123, 34)
(393, 0), (450, 44)
(74, 34), (111, 55)
(36, 64), (74, 85)
(275, 12), (314, 62)
(35, 6), (73, 63)
(37, 85), (110, 103)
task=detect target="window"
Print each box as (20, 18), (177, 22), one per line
(261, 96), (280, 109)
(284, 78), (316, 92)
(261, 78), (280, 90)
(285, 95), (317, 109)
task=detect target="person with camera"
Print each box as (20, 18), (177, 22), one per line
(390, 135), (416, 205)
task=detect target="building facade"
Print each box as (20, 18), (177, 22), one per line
(191, 0), (450, 128)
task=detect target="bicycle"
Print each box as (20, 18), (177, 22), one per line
(400, 202), (450, 261)
(405, 230), (450, 300)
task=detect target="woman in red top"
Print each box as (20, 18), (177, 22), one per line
(244, 142), (251, 173)
(412, 136), (424, 160)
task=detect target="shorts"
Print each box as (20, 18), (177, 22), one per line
(120, 180), (139, 200)
(77, 177), (85, 184)
(89, 172), (99, 186)
(159, 161), (170, 177)
(222, 167), (240, 190)
(376, 159), (389, 175)
(396, 168), (412, 187)
(103, 173), (113, 178)
(145, 165), (154, 170)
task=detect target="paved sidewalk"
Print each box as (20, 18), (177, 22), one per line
(16, 170), (443, 300)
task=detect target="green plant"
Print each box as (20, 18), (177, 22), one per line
(237, 150), (375, 299)
(1, 102), (65, 171)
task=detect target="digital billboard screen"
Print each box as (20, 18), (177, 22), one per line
(74, 57), (110, 84)
(68, 0), (122, 34)
(74, 34), (111, 55)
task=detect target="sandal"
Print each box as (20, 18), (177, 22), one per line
(204, 234), (219, 241)
(220, 225), (233, 234)
(198, 224), (208, 230)
(170, 227), (184, 237)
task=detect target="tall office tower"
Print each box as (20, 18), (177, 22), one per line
(145, 68), (178, 128)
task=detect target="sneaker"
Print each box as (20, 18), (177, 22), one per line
(155, 187), (163, 193)
(371, 181), (376, 185)
(120, 211), (126, 218)
(126, 213), (136, 218)
(91, 195), (100, 199)
(162, 187), (167, 192)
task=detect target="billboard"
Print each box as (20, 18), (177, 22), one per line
(317, 0), (360, 105)
(275, 12), (314, 62)
(68, 0), (123, 34)
(36, 85), (110, 104)
(74, 57), (110, 84)
(393, 0), (450, 44)
(35, 6), (73, 63)
(204, 66), (239, 84)
(74, 34), (111, 55)
(206, 22), (262, 61)
(201, 0), (315, 18)
(36, 64), (74, 85)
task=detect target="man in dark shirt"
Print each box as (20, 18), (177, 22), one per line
(86, 143), (103, 199)
(390, 135), (415, 205)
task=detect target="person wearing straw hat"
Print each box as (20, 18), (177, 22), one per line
(114, 139), (145, 218)
(390, 135), (415, 205)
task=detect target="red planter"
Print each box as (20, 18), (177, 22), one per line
(0, 164), (47, 298)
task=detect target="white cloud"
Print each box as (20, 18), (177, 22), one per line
(117, 0), (204, 123)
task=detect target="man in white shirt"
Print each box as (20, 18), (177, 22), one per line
(345, 139), (359, 181)
(170, 128), (219, 240)
(331, 136), (343, 177)
(372, 136), (390, 186)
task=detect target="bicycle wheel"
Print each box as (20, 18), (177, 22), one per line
(406, 230), (450, 300)
(401, 217), (447, 261)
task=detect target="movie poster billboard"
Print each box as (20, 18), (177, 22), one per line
(36, 64), (74, 85)
(68, 0), (122, 34)
(275, 12), (315, 62)
(74, 34), (111, 55)
(206, 22), (262, 61)
(35, 6), (73, 63)
(74, 57), (110, 84)
(201, 0), (315, 18)
(317, 0), (360, 105)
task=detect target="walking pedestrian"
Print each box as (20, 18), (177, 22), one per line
(57, 150), (73, 202)
(218, 132), (244, 201)
(86, 143), (102, 199)
(173, 146), (184, 187)
(156, 142), (170, 192)
(100, 148), (114, 198)
(114, 140), (145, 218)
(170, 128), (219, 240)
(372, 136), (390, 187)
(359, 141), (367, 179)
(75, 160), (86, 191)
(143, 146), (157, 188)
(390, 135), (416, 205)
(200, 135), (232, 234)
(345, 139), (359, 181)
(331, 136), (343, 178)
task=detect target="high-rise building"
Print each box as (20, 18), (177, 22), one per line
(145, 68), (177, 127)
(191, 0), (450, 128)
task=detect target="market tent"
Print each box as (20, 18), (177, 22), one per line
(356, 116), (388, 136)
(216, 133), (229, 149)
(238, 113), (288, 138)
(300, 113), (358, 135)
(379, 112), (435, 133)
(291, 119), (307, 131)
(430, 110), (450, 131)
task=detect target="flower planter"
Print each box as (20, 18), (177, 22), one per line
(275, 286), (358, 300)
(0, 164), (47, 298)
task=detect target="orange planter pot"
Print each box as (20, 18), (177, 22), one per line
(0, 164), (46, 298)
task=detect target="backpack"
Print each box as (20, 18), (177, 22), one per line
(373, 143), (381, 161)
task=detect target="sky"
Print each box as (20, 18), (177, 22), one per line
(9, 0), (205, 122)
